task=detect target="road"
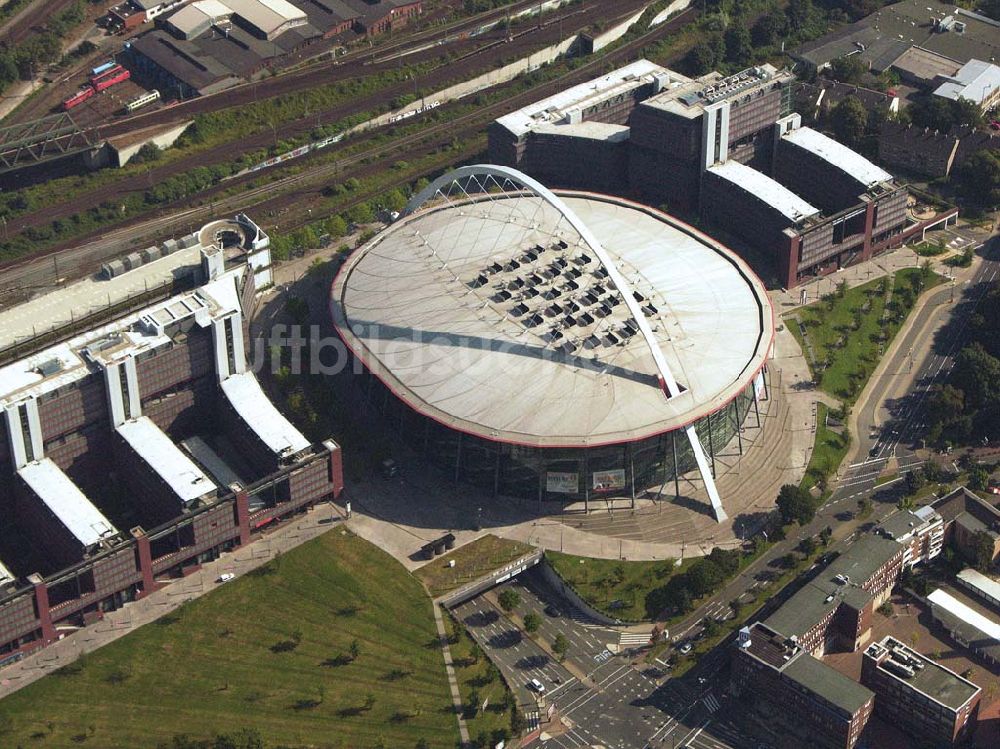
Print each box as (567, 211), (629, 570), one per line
(455, 570), (755, 749)
(831, 232), (999, 506)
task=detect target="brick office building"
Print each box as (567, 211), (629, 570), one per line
(861, 636), (981, 747)
(488, 61), (912, 289)
(731, 623), (875, 749)
(0, 216), (343, 661)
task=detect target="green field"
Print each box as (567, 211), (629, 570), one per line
(789, 268), (943, 405)
(0, 531), (460, 749)
(446, 614), (516, 747)
(546, 552), (686, 622)
(801, 403), (851, 491)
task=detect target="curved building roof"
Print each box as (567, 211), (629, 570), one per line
(330, 189), (773, 448)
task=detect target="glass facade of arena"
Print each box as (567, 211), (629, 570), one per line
(359, 369), (762, 503)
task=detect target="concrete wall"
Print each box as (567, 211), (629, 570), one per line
(111, 120), (193, 168)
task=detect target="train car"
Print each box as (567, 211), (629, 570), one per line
(89, 64), (124, 85)
(125, 89), (160, 113)
(93, 69), (130, 92)
(90, 60), (116, 78)
(63, 88), (94, 111)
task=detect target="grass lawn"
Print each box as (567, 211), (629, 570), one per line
(546, 552), (687, 622)
(0, 531), (460, 749)
(415, 535), (535, 598)
(788, 268), (943, 405)
(446, 614), (515, 747)
(801, 403), (851, 491)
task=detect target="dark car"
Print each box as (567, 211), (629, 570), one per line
(544, 604), (561, 618)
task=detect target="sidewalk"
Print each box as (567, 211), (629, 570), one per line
(0, 502), (345, 700)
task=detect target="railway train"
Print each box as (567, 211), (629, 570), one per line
(62, 64), (133, 110)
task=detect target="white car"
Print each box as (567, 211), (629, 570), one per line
(217, 573), (235, 583)
(678, 642), (693, 655)
(528, 678), (546, 694)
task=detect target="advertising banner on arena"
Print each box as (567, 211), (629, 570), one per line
(546, 472), (578, 494)
(592, 469), (626, 492)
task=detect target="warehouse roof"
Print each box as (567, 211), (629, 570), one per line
(332, 189), (773, 447)
(220, 371), (310, 458)
(708, 161), (820, 224)
(228, 0), (306, 36)
(116, 417), (218, 505)
(957, 568), (1000, 605)
(935, 59), (1000, 105)
(18, 458), (118, 548)
(0, 557), (13, 587)
(495, 60), (675, 138)
(166, 0), (233, 38)
(928, 587), (1000, 645)
(782, 126), (892, 189)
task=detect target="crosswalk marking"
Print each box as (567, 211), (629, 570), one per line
(618, 632), (651, 647)
(702, 693), (721, 713)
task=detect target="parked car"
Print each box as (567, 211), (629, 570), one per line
(544, 604), (561, 618)
(678, 642), (693, 655)
(217, 573), (235, 583)
(528, 678), (546, 693)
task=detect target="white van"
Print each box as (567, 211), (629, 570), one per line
(528, 678), (545, 694)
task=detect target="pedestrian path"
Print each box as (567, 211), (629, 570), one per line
(618, 631), (652, 648)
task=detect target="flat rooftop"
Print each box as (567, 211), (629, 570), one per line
(220, 371), (310, 458)
(782, 648), (874, 716)
(866, 636), (980, 711)
(116, 417), (217, 505)
(740, 623), (874, 716)
(794, 0), (1000, 70)
(928, 587), (1000, 641)
(0, 269), (244, 409)
(18, 458), (117, 548)
(782, 126), (892, 189)
(643, 64), (788, 118)
(332, 192), (773, 447)
(708, 161), (820, 224)
(0, 558), (13, 587)
(765, 534), (900, 638)
(494, 60), (677, 138)
(532, 121), (631, 143)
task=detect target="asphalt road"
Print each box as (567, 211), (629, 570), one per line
(831, 233), (999, 506)
(455, 570), (755, 749)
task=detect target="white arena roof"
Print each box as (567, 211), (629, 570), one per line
(709, 161), (820, 224)
(782, 126), (892, 189)
(331, 189), (772, 448)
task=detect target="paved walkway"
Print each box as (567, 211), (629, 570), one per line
(432, 603), (471, 745)
(0, 502), (345, 700)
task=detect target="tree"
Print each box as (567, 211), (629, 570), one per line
(724, 24), (752, 66)
(819, 526), (833, 546)
(787, 0), (816, 29)
(523, 612), (541, 633)
(904, 469), (926, 495)
(828, 55), (866, 85)
(685, 40), (719, 76)
(776, 484), (816, 526)
(324, 214), (348, 237)
(969, 466), (990, 492)
(972, 530), (994, 572)
(349, 638), (361, 661)
(553, 633), (569, 661)
(857, 497), (873, 518)
(953, 149), (1000, 209)
(799, 536), (818, 557)
(497, 589), (520, 612)
(829, 96), (868, 148)
(751, 10), (786, 47)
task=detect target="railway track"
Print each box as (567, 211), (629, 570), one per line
(0, 0), (75, 45)
(0, 5), (698, 302)
(3, 0), (651, 240)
